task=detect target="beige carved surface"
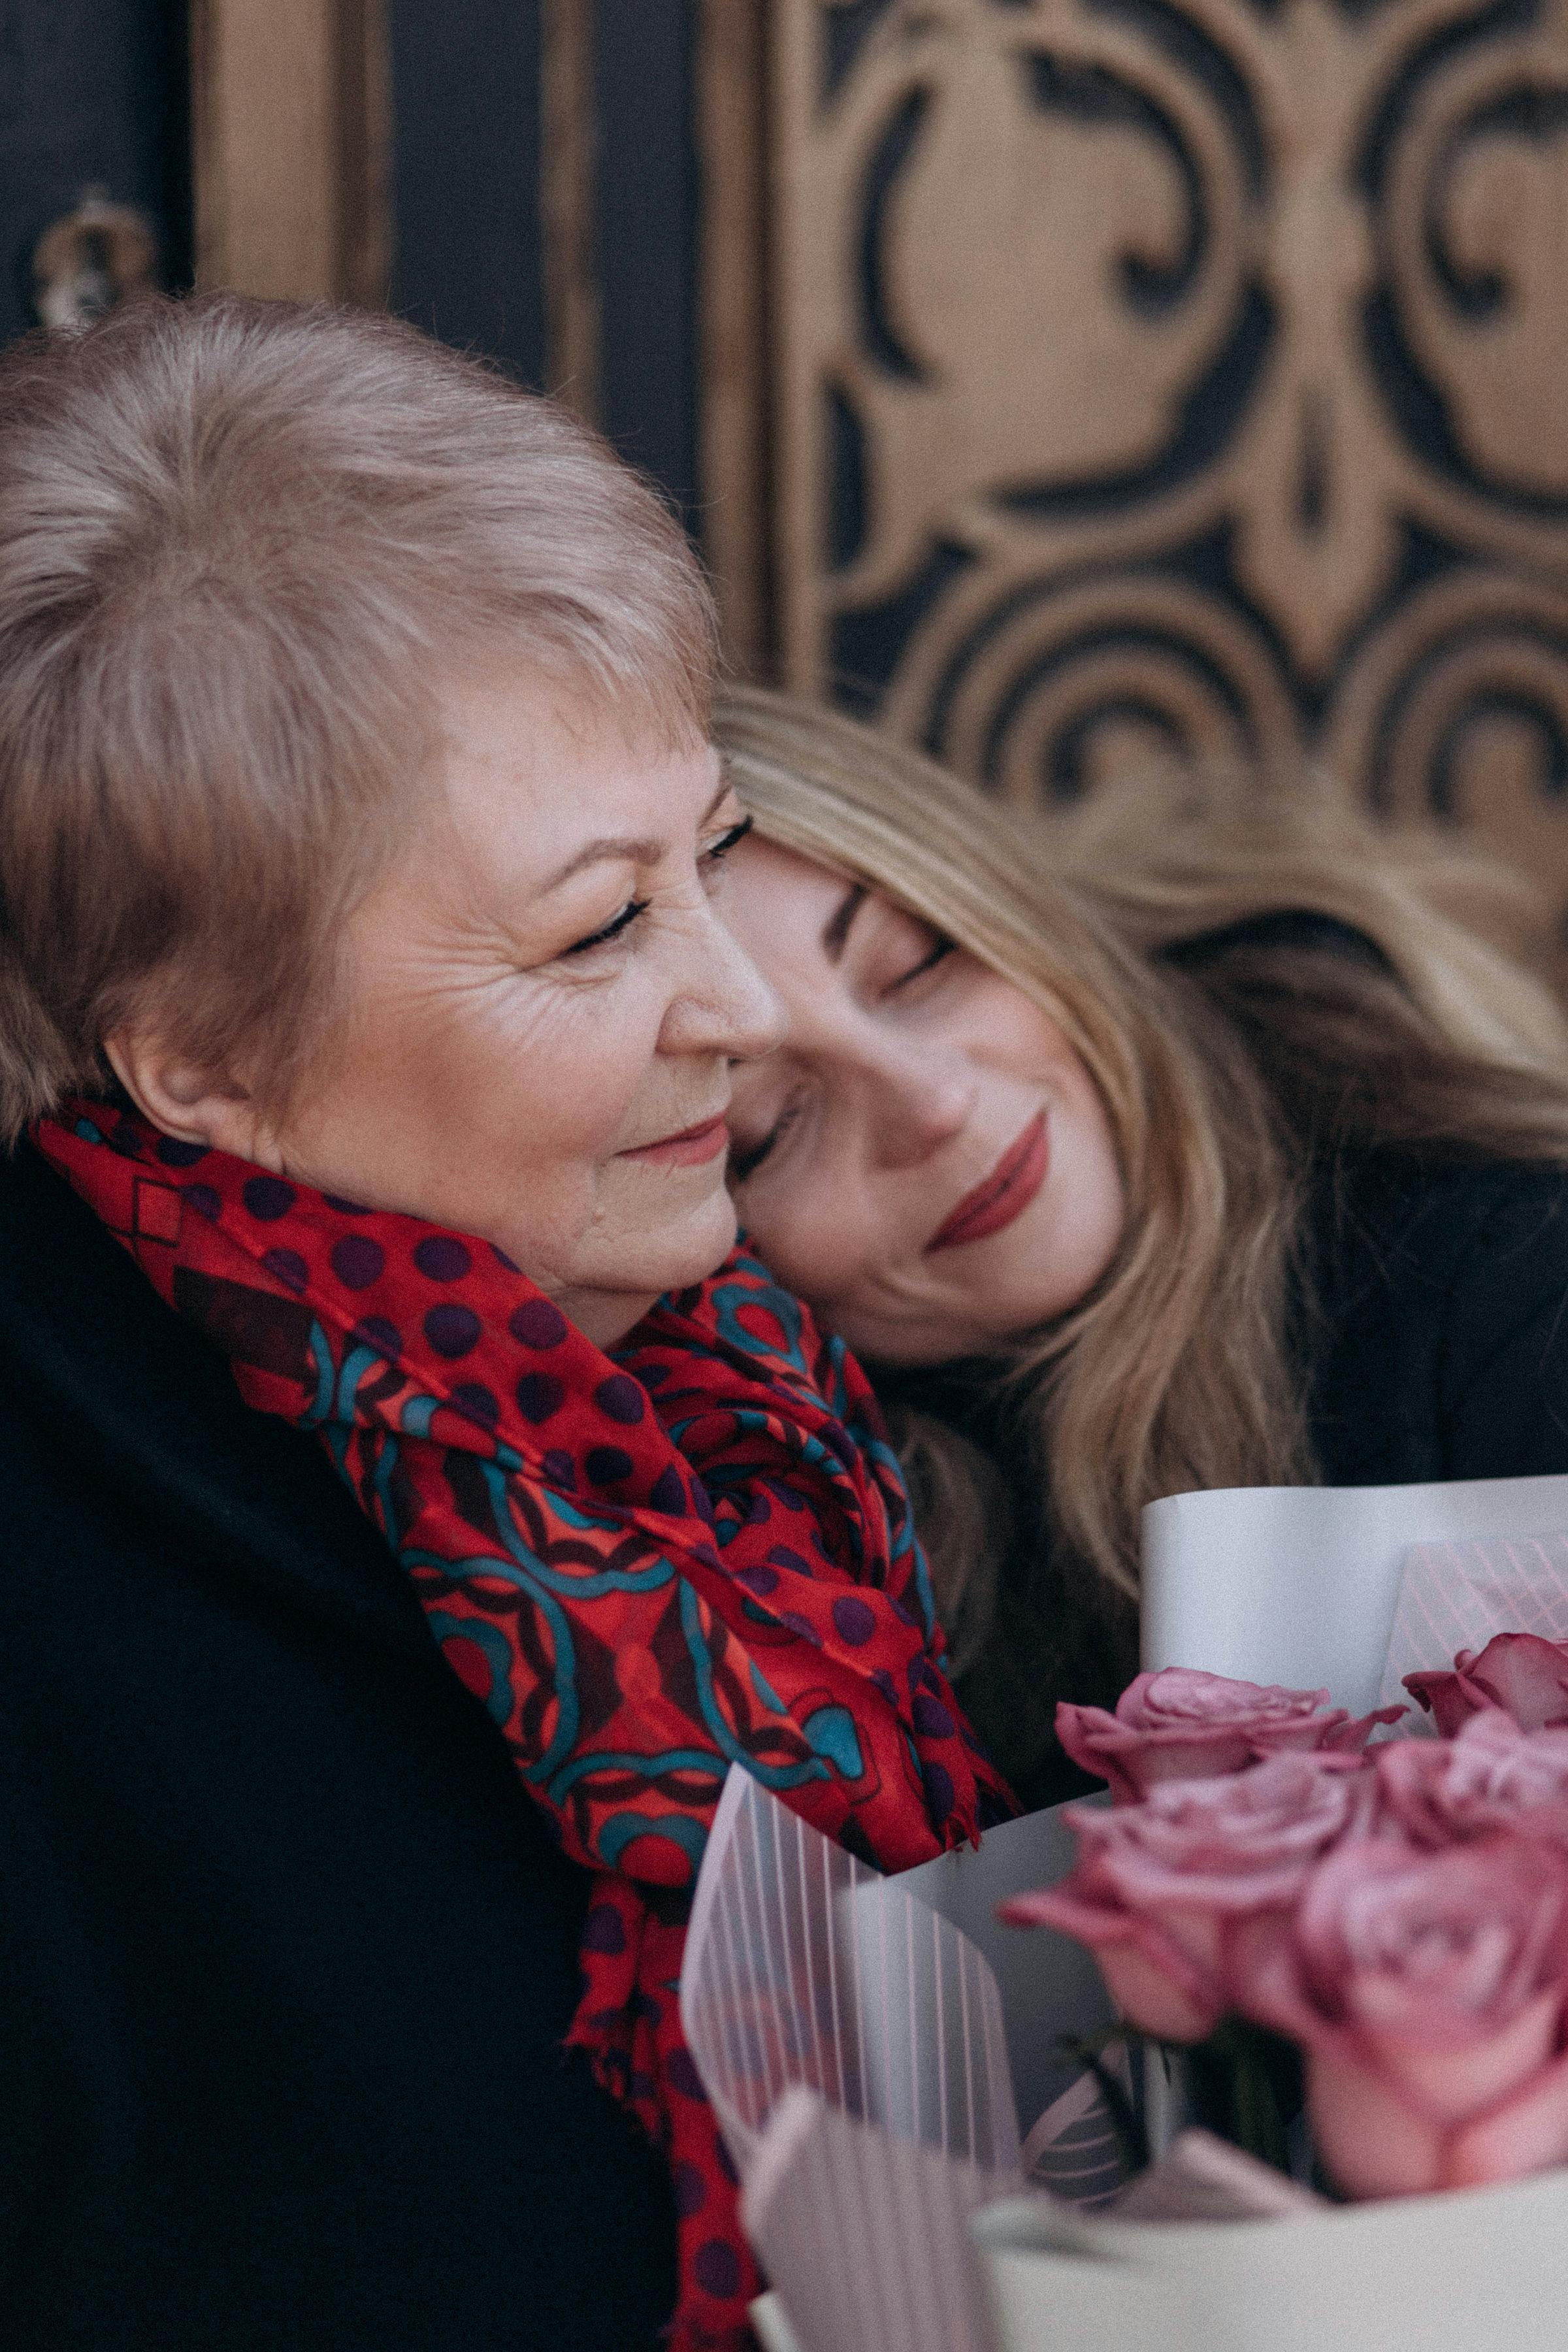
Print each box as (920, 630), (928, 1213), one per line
(771, 0), (1568, 928)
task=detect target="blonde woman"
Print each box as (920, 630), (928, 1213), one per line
(715, 688), (1568, 1805)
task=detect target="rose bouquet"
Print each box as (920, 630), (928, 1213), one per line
(683, 1488), (1568, 2352)
(1002, 1645), (1568, 2201)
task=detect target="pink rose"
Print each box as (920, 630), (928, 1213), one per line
(1379, 1708), (1568, 1849)
(1001, 1752), (1377, 2044)
(1057, 1667), (1405, 1804)
(1228, 1835), (1568, 2198)
(1405, 1633), (1568, 1735)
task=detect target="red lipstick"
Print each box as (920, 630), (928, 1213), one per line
(925, 1113), (1049, 1253)
(619, 1114), (730, 1168)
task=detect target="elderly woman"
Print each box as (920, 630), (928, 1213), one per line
(715, 690), (1568, 1808)
(0, 299), (1007, 2352)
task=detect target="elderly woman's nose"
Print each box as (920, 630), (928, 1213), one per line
(657, 902), (787, 1062)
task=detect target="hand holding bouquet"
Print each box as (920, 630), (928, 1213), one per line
(1004, 1644), (1568, 2201)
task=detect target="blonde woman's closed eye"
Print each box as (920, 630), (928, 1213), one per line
(887, 929), (953, 993)
(729, 919), (953, 1183)
(700, 815), (753, 883)
(729, 1091), (804, 1184)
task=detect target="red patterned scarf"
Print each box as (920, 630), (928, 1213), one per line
(39, 1103), (1014, 2349)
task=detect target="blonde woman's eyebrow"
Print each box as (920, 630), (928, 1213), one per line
(821, 883), (868, 964)
(536, 777), (734, 896)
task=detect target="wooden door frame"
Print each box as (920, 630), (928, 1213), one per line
(191, 0), (773, 665)
(695, 0), (774, 677)
(189, 0), (391, 305)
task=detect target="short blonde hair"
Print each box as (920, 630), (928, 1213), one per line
(0, 291), (715, 1139)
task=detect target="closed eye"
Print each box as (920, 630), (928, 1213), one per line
(564, 817), (750, 956)
(562, 897), (649, 956)
(889, 934), (954, 991)
(702, 815), (753, 877)
(730, 1097), (800, 1183)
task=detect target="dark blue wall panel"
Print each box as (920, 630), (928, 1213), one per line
(593, 0), (698, 523)
(0, 0), (190, 350)
(387, 0), (547, 389)
(386, 0), (698, 531)
(0, 1), (701, 534)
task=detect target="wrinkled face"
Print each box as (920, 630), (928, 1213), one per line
(143, 672), (785, 1347)
(719, 836), (1126, 1366)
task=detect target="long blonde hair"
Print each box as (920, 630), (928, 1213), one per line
(717, 688), (1568, 1742)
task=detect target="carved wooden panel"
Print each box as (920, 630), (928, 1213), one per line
(769, 0), (1568, 919)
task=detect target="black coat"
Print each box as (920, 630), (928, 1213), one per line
(0, 1142), (677, 2352)
(1310, 1150), (1568, 1486)
(1170, 912), (1568, 1484)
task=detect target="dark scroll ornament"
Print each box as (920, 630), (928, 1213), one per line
(777, 0), (1568, 951)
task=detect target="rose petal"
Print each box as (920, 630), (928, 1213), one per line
(1130, 1669), (1332, 1731)
(1096, 1938), (1223, 2044)
(1403, 1669), (1484, 1737)
(1456, 1707), (1568, 1786)
(1222, 1906), (1327, 2046)
(1080, 1756), (1371, 1918)
(1111, 1671), (1160, 1727)
(1064, 1673), (1377, 1802)
(1150, 1900), (1224, 1977)
(1055, 1702), (1149, 1804)
(1377, 1716), (1568, 1850)
(1468, 1635), (1568, 1734)
(1113, 1729), (1260, 1792)
(1247, 1720), (1348, 1758)
(1376, 1737), (1471, 1848)
(1306, 2046), (1445, 2199)
(1318, 1703), (1409, 1752)
(1055, 1703), (1262, 1804)
(1350, 1982), (1562, 2125)
(1443, 2042), (1568, 2187)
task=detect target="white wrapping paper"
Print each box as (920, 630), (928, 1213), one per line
(678, 1771), (1128, 2352)
(1141, 1471), (1568, 1708)
(973, 2166), (1568, 2351)
(1377, 1529), (1568, 1714)
(681, 1473), (1568, 2351)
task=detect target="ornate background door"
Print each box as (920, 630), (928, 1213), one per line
(8, 0), (1568, 939)
(743, 0), (1568, 940)
(0, 1), (187, 343)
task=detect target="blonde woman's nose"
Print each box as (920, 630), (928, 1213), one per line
(865, 1057), (973, 1170)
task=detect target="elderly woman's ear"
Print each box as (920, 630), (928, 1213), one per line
(104, 1030), (287, 1173)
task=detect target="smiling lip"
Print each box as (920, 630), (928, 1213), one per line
(925, 1113), (1050, 1253)
(619, 1113), (730, 1168)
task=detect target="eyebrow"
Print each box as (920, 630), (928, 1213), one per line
(538, 774), (733, 894)
(822, 882), (868, 964)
